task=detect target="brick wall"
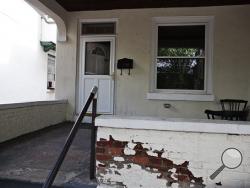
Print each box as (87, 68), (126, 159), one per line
(96, 127), (250, 188)
(0, 100), (67, 143)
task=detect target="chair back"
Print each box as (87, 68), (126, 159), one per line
(220, 99), (248, 112)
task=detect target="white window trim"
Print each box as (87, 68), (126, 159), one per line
(148, 16), (214, 101)
(79, 18), (119, 37)
(47, 51), (56, 91)
(76, 18), (118, 115)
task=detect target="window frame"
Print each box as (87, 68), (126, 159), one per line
(47, 53), (56, 90)
(148, 16), (214, 101)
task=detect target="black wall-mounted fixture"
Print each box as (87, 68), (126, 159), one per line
(117, 58), (133, 75)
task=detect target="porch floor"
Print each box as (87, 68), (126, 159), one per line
(0, 122), (97, 188)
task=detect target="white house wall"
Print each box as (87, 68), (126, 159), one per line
(54, 5), (250, 120)
(0, 0), (56, 104)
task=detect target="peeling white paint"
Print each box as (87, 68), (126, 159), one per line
(169, 168), (178, 181)
(161, 152), (169, 158)
(124, 147), (136, 155)
(114, 157), (125, 162)
(146, 150), (158, 157)
(100, 163), (167, 188)
(142, 143), (151, 150)
(96, 161), (103, 166)
(127, 143), (136, 149)
(97, 126), (250, 188)
(110, 164), (117, 168)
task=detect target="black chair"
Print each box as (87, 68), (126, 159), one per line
(205, 99), (248, 121)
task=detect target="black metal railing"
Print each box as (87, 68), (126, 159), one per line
(90, 98), (97, 179)
(42, 86), (98, 188)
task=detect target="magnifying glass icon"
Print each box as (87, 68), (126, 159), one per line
(210, 148), (243, 180)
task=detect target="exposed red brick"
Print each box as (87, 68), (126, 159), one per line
(181, 161), (189, 168)
(96, 147), (105, 154)
(112, 141), (127, 148)
(149, 163), (162, 169)
(133, 143), (148, 156)
(133, 143), (144, 150)
(162, 158), (174, 169)
(96, 136), (205, 187)
(149, 157), (162, 164)
(175, 166), (188, 174)
(148, 157), (162, 168)
(175, 174), (190, 182)
(131, 156), (150, 166)
(108, 147), (124, 156)
(96, 140), (111, 147)
(97, 136), (127, 148)
(96, 154), (112, 161)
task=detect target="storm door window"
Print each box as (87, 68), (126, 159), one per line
(156, 25), (205, 90)
(85, 42), (110, 75)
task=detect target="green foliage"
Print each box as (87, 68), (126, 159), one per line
(158, 48), (199, 57)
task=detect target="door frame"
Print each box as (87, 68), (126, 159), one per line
(77, 35), (116, 114)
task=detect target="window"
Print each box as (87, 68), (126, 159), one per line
(148, 17), (214, 101)
(157, 25), (205, 90)
(81, 22), (116, 35)
(47, 54), (55, 90)
(85, 41), (111, 75)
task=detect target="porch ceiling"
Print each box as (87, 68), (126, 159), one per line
(55, 0), (250, 11)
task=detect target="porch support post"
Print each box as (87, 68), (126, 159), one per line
(25, 0), (67, 42)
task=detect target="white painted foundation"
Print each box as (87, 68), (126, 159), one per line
(96, 116), (250, 188)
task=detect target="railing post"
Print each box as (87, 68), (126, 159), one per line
(42, 86), (97, 188)
(91, 98), (97, 125)
(90, 98), (97, 179)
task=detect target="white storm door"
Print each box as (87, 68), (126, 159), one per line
(79, 37), (115, 114)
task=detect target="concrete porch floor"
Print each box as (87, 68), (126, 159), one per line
(0, 122), (97, 188)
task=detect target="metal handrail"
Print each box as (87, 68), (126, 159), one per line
(42, 86), (98, 188)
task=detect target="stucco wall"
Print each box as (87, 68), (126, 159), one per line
(55, 5), (250, 120)
(0, 100), (67, 143)
(0, 0), (56, 104)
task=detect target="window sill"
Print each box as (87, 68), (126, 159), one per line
(147, 92), (214, 101)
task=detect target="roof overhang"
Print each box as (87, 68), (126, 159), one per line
(55, 0), (250, 11)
